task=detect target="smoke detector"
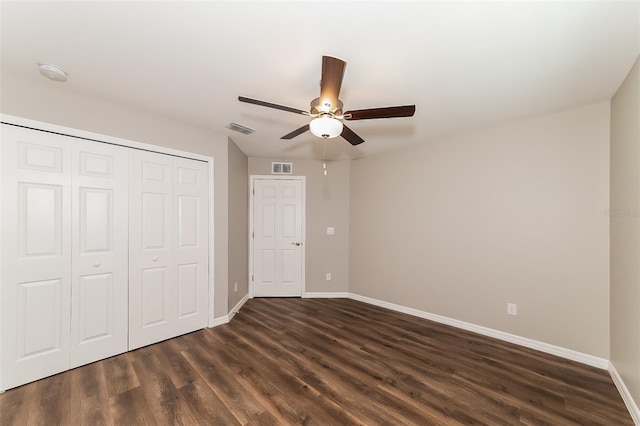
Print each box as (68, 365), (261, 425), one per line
(38, 63), (67, 82)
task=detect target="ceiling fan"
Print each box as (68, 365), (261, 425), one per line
(238, 56), (416, 146)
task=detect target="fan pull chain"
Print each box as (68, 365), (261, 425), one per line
(323, 140), (327, 176)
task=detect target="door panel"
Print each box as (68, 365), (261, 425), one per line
(177, 195), (198, 247)
(18, 279), (63, 358)
(77, 273), (112, 343)
(142, 192), (168, 249)
(141, 267), (168, 326)
(79, 151), (112, 177)
(129, 150), (174, 349)
(1, 125), (72, 390)
(20, 183), (63, 256)
(129, 152), (208, 349)
(172, 157), (209, 335)
(177, 263), (199, 318)
(79, 188), (112, 253)
(18, 142), (63, 172)
(70, 140), (128, 368)
(253, 179), (303, 297)
(281, 250), (296, 283)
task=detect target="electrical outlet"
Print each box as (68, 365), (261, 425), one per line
(326, 273), (332, 281)
(234, 282), (238, 293)
(327, 227), (335, 235)
(507, 303), (517, 316)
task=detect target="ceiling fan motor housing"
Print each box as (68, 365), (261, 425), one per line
(310, 97), (343, 117)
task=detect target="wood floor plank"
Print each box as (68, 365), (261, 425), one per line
(0, 298), (633, 425)
(102, 350), (140, 398)
(131, 352), (200, 425)
(154, 337), (200, 389)
(40, 370), (72, 424)
(69, 362), (112, 426)
(0, 382), (31, 425)
(181, 343), (267, 424)
(109, 384), (158, 425)
(178, 379), (242, 426)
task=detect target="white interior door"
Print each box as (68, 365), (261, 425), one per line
(129, 150), (209, 350)
(70, 140), (128, 368)
(252, 178), (304, 297)
(1, 125), (72, 390)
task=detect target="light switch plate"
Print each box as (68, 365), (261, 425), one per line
(327, 227), (335, 235)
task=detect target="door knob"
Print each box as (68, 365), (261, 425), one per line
(291, 242), (301, 246)
(93, 263), (100, 267)
(152, 257), (158, 262)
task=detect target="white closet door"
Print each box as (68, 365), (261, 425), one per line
(173, 157), (209, 335)
(129, 151), (209, 350)
(0, 125), (72, 390)
(70, 140), (128, 368)
(129, 150), (174, 349)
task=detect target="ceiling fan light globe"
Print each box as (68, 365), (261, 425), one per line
(310, 117), (343, 139)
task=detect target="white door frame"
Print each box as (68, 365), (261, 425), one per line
(0, 114), (216, 328)
(249, 175), (306, 299)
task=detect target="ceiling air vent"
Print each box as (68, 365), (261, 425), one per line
(226, 122), (255, 135)
(272, 162), (292, 175)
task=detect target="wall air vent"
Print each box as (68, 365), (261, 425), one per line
(225, 122), (255, 135)
(271, 162), (292, 175)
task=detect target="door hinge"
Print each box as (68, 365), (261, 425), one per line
(252, 232), (254, 238)
(252, 275), (254, 281)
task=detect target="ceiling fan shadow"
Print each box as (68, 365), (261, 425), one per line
(239, 112), (306, 129)
(308, 138), (363, 161)
(354, 121), (416, 139)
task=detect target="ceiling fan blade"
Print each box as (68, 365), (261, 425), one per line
(319, 56), (346, 112)
(238, 96), (309, 115)
(344, 105), (416, 120)
(281, 124), (310, 140)
(340, 124), (365, 146)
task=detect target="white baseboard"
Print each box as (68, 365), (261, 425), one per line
(303, 291), (349, 298)
(209, 293), (250, 327)
(228, 294), (250, 322)
(348, 293), (610, 370)
(210, 316), (229, 327)
(609, 362), (640, 425)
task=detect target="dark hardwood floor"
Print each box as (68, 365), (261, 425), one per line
(0, 298), (633, 425)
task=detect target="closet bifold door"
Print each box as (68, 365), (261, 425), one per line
(0, 125), (72, 390)
(172, 156), (209, 336)
(128, 150), (209, 350)
(69, 140), (128, 368)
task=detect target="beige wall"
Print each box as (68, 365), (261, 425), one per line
(350, 102), (611, 358)
(248, 158), (350, 293)
(610, 55), (640, 408)
(228, 139), (249, 308)
(0, 71), (230, 319)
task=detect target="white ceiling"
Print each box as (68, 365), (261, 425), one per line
(1, 1), (639, 160)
